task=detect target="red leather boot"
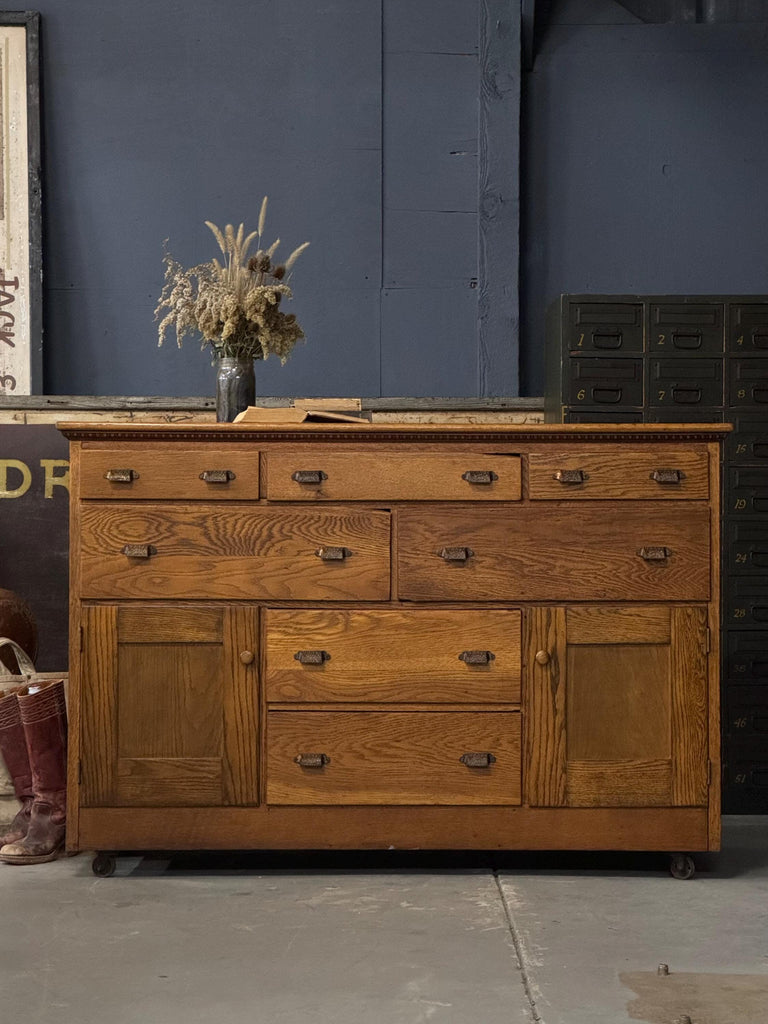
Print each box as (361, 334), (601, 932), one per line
(0, 679), (67, 864)
(0, 686), (33, 845)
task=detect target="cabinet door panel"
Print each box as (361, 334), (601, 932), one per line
(80, 604), (258, 808)
(526, 606), (708, 809)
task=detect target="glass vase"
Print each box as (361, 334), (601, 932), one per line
(215, 356), (255, 423)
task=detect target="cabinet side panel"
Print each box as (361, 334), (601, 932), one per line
(223, 606), (259, 805)
(525, 606), (567, 806)
(81, 605), (118, 806)
(671, 606), (709, 807)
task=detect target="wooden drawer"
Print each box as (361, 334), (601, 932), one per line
(80, 448), (260, 500)
(264, 608), (521, 703)
(264, 451), (521, 501)
(79, 504), (390, 600)
(397, 505), (710, 602)
(266, 711), (521, 805)
(528, 446), (709, 500)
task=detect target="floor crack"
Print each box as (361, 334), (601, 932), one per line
(493, 869), (544, 1023)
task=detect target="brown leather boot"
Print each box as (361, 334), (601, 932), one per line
(0, 678), (67, 865)
(0, 686), (33, 845)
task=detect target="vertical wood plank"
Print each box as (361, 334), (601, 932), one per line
(478, 0), (521, 396)
(708, 442), (722, 847)
(80, 605), (117, 806)
(525, 606), (566, 806)
(671, 606), (709, 806)
(222, 605), (259, 805)
(65, 442), (82, 846)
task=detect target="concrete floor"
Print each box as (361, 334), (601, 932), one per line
(1, 817), (767, 1024)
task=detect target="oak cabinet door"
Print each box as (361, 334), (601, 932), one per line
(526, 606), (709, 808)
(80, 605), (258, 807)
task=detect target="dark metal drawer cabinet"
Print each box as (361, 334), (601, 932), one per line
(726, 577), (768, 629)
(727, 520), (768, 576)
(729, 304), (768, 354)
(649, 302), (724, 356)
(727, 415), (768, 465)
(566, 300), (644, 354)
(648, 358), (723, 409)
(729, 359), (768, 408)
(724, 631), (768, 685)
(726, 467), (768, 516)
(567, 357), (643, 408)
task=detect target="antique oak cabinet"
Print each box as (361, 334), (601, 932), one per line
(59, 422), (727, 877)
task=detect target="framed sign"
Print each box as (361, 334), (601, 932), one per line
(0, 12), (41, 396)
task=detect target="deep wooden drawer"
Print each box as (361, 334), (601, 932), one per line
(80, 448), (260, 500)
(528, 446), (709, 500)
(266, 711), (521, 805)
(264, 452), (521, 501)
(264, 608), (521, 703)
(397, 505), (710, 602)
(79, 504), (391, 600)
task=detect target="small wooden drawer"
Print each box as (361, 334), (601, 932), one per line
(266, 711), (521, 805)
(528, 446), (709, 500)
(264, 451), (521, 501)
(79, 504), (391, 601)
(397, 505), (710, 602)
(79, 447), (261, 500)
(264, 608), (521, 703)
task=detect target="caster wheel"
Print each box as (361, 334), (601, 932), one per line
(92, 852), (117, 877)
(669, 853), (695, 880)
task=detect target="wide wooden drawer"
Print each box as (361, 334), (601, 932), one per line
(266, 711), (521, 805)
(79, 448), (260, 500)
(264, 451), (521, 501)
(397, 504), (710, 602)
(264, 608), (521, 703)
(528, 446), (709, 500)
(79, 504), (390, 600)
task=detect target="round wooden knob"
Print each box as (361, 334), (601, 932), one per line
(535, 650), (551, 666)
(239, 650), (255, 665)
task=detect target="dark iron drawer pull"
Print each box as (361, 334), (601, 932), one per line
(121, 543), (157, 559)
(638, 546), (672, 562)
(294, 753), (330, 768)
(440, 546), (474, 563)
(651, 468), (686, 484)
(592, 331), (622, 350)
(292, 470), (327, 485)
(105, 469), (139, 483)
(554, 469), (589, 484)
(294, 650), (331, 665)
(315, 546), (350, 561)
(671, 387), (702, 404)
(199, 469), (236, 483)
(461, 470), (497, 485)
(458, 650), (495, 665)
(460, 752), (496, 768)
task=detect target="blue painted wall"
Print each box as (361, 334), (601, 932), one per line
(36, 0), (519, 399)
(521, 9), (768, 394)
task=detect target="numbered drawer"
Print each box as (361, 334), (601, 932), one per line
(567, 358), (643, 407)
(648, 302), (724, 355)
(79, 504), (391, 601)
(264, 608), (521, 704)
(566, 300), (644, 354)
(727, 467), (768, 516)
(647, 408), (724, 424)
(726, 577), (768, 629)
(729, 359), (768, 407)
(729, 302), (768, 354)
(396, 505), (710, 603)
(724, 631), (768, 685)
(527, 445), (709, 500)
(266, 711), (521, 805)
(264, 451), (521, 502)
(727, 520), (768, 575)
(726, 687), (768, 741)
(79, 447), (260, 500)
(648, 358), (723, 408)
(724, 760), (768, 813)
(564, 409), (644, 424)
(727, 415), (768, 464)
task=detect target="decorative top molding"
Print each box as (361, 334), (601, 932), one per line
(57, 422), (732, 444)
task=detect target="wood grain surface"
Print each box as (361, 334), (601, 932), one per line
(79, 505), (391, 601)
(397, 504), (710, 602)
(265, 451), (522, 501)
(79, 447), (261, 500)
(266, 711), (521, 805)
(264, 608), (521, 703)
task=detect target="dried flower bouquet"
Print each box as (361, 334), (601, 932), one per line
(155, 197), (309, 363)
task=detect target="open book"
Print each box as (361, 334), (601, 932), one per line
(233, 405), (368, 424)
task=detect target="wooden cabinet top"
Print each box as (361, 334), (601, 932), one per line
(58, 421), (731, 444)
